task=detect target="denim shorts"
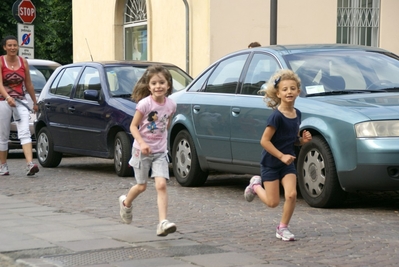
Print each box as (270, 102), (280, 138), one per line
(128, 147), (169, 184)
(260, 163), (297, 182)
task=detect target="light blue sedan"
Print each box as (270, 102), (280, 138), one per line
(168, 44), (399, 208)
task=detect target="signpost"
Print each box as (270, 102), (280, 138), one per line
(12, 0), (36, 58)
(18, 24), (34, 59)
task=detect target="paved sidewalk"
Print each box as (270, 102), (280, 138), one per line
(0, 194), (269, 267)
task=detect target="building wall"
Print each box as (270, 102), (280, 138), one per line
(134, 0), (212, 76)
(380, 0), (399, 55)
(148, 0), (190, 73)
(209, 0), (269, 63)
(72, 0), (399, 78)
(188, 0), (210, 76)
(278, 0), (337, 45)
(114, 0), (125, 60)
(72, 0), (117, 62)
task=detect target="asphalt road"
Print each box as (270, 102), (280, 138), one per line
(1, 151), (399, 266)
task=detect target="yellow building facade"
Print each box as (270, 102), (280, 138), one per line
(72, 0), (399, 77)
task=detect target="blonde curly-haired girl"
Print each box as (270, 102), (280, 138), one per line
(245, 69), (312, 241)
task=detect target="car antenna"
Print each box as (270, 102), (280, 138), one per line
(85, 38), (94, 61)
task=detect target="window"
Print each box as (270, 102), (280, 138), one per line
(29, 67), (47, 92)
(50, 67), (81, 97)
(188, 66), (215, 92)
(284, 50), (399, 92)
(337, 0), (380, 46)
(205, 54), (248, 94)
(75, 67), (101, 100)
(105, 66), (142, 96)
(29, 64), (59, 92)
(124, 0), (147, 60)
(241, 53), (280, 95)
(168, 68), (193, 92)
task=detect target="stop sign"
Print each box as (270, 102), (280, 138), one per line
(17, 0), (36, 24)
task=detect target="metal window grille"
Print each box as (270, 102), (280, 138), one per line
(337, 0), (380, 47)
(125, 0), (147, 24)
(123, 0), (148, 60)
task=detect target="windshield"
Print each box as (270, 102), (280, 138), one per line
(283, 50), (399, 96)
(29, 65), (59, 92)
(105, 65), (192, 97)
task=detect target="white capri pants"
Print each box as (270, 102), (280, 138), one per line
(0, 100), (32, 151)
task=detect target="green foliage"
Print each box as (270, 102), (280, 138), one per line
(0, 0), (72, 65)
(0, 0), (19, 38)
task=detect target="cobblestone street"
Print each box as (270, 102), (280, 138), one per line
(1, 152), (399, 266)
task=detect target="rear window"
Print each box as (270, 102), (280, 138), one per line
(29, 64), (60, 92)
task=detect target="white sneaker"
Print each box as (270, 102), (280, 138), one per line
(0, 163), (9, 176)
(244, 175), (261, 202)
(276, 226), (295, 241)
(157, 219), (176, 236)
(26, 162), (39, 176)
(119, 195), (132, 224)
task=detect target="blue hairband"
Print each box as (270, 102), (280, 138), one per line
(273, 76), (281, 89)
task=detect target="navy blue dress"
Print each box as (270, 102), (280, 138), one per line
(260, 108), (301, 169)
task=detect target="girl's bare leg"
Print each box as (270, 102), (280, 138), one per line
(254, 179), (281, 208)
(280, 174), (297, 225)
(154, 177), (168, 222)
(125, 183), (147, 206)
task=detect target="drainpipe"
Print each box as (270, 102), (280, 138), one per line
(182, 0), (190, 74)
(270, 0), (277, 45)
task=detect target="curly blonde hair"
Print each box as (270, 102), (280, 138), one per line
(131, 65), (173, 103)
(260, 69), (301, 109)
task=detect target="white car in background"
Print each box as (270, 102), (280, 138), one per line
(9, 59), (61, 150)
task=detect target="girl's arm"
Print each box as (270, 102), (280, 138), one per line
(167, 113), (174, 129)
(260, 125), (296, 165)
(22, 58), (38, 112)
(295, 130), (312, 146)
(130, 111), (151, 154)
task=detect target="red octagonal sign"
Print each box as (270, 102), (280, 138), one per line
(18, 0), (36, 24)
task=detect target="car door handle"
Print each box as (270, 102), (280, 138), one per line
(68, 107), (75, 112)
(232, 107), (241, 115)
(193, 105), (200, 113)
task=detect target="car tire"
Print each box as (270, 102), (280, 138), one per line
(172, 130), (208, 187)
(297, 135), (346, 208)
(114, 131), (133, 177)
(36, 127), (62, 167)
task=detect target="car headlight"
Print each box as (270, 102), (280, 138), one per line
(355, 121), (399, 137)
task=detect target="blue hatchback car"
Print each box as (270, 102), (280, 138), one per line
(35, 61), (192, 177)
(168, 44), (399, 208)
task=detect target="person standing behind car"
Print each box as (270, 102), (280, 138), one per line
(0, 35), (39, 176)
(244, 69), (312, 241)
(118, 65), (177, 236)
(248, 41), (261, 48)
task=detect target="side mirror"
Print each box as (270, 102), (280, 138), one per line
(84, 90), (100, 101)
(257, 83), (267, 96)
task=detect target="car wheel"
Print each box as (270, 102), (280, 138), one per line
(114, 131), (133, 177)
(172, 130), (208, 186)
(36, 127), (62, 167)
(297, 135), (346, 208)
